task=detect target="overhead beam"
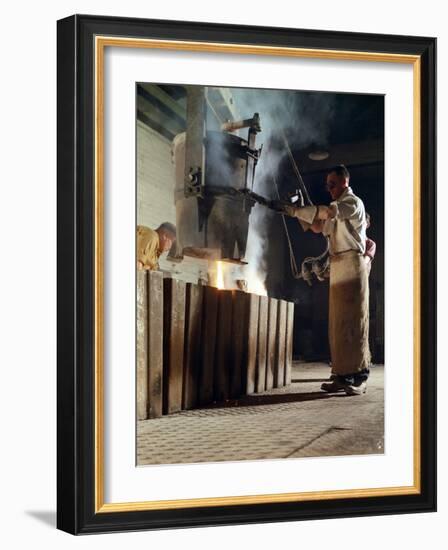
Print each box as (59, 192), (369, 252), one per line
(137, 93), (185, 136)
(137, 111), (175, 141)
(138, 83), (186, 123)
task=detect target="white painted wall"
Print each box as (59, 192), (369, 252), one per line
(137, 120), (176, 229)
(137, 120), (209, 282)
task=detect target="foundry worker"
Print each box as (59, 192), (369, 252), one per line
(136, 222), (176, 271)
(276, 165), (371, 395)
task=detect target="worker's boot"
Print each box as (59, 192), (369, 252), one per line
(320, 377), (347, 393)
(344, 381), (367, 396)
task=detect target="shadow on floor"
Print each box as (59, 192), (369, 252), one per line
(200, 390), (346, 409)
(291, 378), (328, 383)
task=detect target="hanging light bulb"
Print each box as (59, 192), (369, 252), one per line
(308, 150), (329, 161)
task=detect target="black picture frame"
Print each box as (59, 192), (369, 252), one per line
(57, 14), (436, 535)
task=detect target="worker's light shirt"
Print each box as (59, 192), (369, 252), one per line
(137, 225), (162, 270)
(322, 187), (367, 255)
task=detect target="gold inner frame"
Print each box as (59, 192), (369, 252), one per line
(94, 36), (421, 513)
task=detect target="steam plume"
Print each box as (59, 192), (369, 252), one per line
(228, 87), (335, 293)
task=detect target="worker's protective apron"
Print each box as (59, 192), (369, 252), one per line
(328, 250), (371, 375)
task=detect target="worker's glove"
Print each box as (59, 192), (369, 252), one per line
(269, 199), (294, 214)
(272, 203), (318, 224)
(294, 206), (318, 223)
(271, 201), (315, 220)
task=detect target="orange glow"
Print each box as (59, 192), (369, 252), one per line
(216, 261), (225, 290)
(211, 260), (266, 295)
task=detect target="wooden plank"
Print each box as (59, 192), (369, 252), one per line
(214, 290), (233, 402)
(266, 297), (278, 391)
(147, 271), (164, 418)
(274, 300), (287, 388)
(230, 290), (248, 398)
(284, 301), (295, 386)
(183, 283), (203, 410)
(136, 271), (148, 420)
(245, 294), (259, 394)
(199, 286), (218, 405)
(256, 295), (268, 393)
(163, 278), (186, 414)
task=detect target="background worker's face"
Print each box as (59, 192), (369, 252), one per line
(326, 172), (349, 201)
(159, 231), (175, 252)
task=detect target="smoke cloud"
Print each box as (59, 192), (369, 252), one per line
(228, 87), (336, 292)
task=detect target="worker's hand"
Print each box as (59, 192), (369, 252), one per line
(310, 219), (325, 233)
(270, 202), (319, 225)
(137, 260), (144, 270)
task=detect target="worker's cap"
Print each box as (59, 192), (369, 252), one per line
(158, 222), (177, 239)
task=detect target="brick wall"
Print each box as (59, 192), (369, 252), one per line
(137, 120), (208, 283)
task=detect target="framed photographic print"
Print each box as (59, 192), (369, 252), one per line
(57, 14), (436, 534)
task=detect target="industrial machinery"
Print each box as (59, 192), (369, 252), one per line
(171, 86), (328, 284)
(172, 87), (263, 263)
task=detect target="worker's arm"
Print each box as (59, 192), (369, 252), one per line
(270, 203), (317, 223)
(307, 205), (337, 233)
(329, 197), (361, 221)
(315, 204), (337, 220)
(270, 202), (337, 227)
(365, 237), (377, 261)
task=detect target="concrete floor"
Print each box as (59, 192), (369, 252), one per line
(137, 362), (384, 466)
